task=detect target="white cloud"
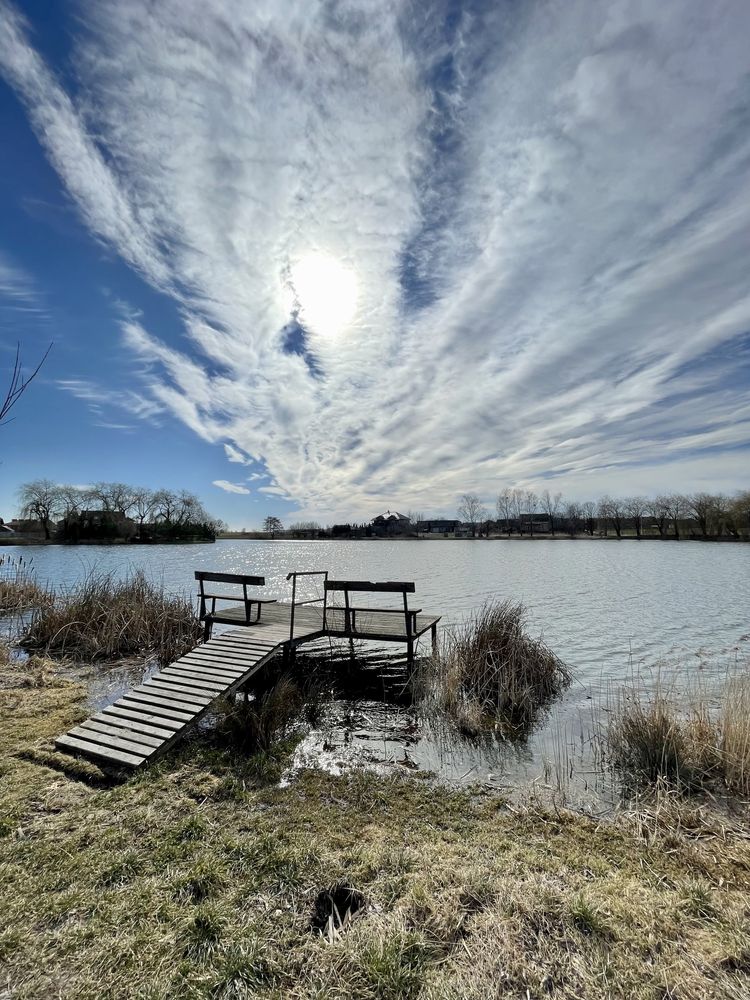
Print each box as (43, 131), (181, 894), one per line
(3, 0), (749, 518)
(212, 480), (250, 495)
(224, 443), (249, 464)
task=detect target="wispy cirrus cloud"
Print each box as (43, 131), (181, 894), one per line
(2, 0), (749, 517)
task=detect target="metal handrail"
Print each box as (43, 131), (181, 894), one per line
(285, 570), (329, 641)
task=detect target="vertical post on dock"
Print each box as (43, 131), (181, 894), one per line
(431, 622), (438, 656)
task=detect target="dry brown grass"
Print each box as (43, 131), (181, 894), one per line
(0, 648), (749, 999)
(21, 568), (202, 665)
(214, 675), (304, 754)
(606, 673), (750, 798)
(0, 554), (51, 615)
(420, 599), (571, 732)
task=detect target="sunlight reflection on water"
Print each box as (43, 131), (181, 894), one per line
(16, 538), (750, 806)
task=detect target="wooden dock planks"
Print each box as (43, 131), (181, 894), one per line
(55, 629), (282, 770)
(55, 598), (442, 771)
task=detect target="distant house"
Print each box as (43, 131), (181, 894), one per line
(371, 510), (411, 536)
(417, 519), (460, 535)
(0, 518), (15, 535)
(519, 514), (551, 534)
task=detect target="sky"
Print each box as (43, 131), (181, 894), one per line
(1, 0), (749, 529)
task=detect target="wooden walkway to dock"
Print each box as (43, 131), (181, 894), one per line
(55, 593), (441, 770)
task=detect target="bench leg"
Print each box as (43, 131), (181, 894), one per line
(406, 638), (414, 669)
(203, 618), (213, 643)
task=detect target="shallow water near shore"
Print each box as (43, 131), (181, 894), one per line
(10, 538), (750, 805)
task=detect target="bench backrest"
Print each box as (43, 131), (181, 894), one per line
(324, 580), (415, 593)
(195, 571), (265, 587)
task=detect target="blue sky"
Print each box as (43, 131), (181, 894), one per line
(1, 0), (749, 528)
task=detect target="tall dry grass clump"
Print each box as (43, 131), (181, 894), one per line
(21, 568), (201, 664)
(606, 673), (750, 798)
(0, 554), (51, 615)
(421, 600), (570, 732)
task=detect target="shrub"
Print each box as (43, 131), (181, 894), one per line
(419, 600), (570, 731)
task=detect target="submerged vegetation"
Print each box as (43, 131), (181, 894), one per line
(418, 599), (571, 734)
(19, 568), (201, 664)
(605, 674), (750, 798)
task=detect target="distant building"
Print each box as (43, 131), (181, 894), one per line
(0, 518), (15, 535)
(416, 519), (460, 535)
(371, 510), (411, 536)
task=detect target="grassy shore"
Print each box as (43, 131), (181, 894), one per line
(2, 648), (750, 1000)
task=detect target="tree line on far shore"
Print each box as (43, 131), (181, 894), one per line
(455, 488), (750, 539)
(13, 480), (225, 542)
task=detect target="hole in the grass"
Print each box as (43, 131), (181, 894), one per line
(310, 883), (366, 933)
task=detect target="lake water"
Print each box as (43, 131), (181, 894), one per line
(11, 538), (750, 806)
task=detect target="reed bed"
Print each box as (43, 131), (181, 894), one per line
(605, 673), (750, 797)
(419, 600), (571, 733)
(0, 554), (51, 615)
(21, 568), (202, 664)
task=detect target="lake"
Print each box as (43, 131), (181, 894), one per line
(12, 538), (750, 805)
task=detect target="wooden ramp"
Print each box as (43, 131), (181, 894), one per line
(56, 585), (441, 771)
(55, 629), (288, 769)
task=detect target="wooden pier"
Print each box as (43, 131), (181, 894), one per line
(55, 572), (441, 770)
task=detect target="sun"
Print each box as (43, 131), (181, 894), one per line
(289, 252), (357, 338)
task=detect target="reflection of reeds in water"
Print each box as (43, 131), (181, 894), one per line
(414, 600), (571, 736)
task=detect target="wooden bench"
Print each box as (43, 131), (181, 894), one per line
(324, 580), (426, 660)
(195, 571), (277, 640)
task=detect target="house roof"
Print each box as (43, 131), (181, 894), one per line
(372, 510), (409, 523)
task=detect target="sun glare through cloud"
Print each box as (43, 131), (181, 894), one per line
(288, 252), (358, 339)
(0, 0), (749, 523)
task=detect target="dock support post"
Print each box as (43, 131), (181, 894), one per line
(431, 622), (438, 656)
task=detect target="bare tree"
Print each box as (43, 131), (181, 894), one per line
(598, 495), (624, 538)
(457, 494), (487, 537)
(624, 496), (648, 538)
(131, 487), (157, 539)
(687, 492), (715, 538)
(152, 489), (179, 524)
(580, 500), (596, 536)
(663, 494), (686, 539)
(264, 515), (283, 538)
(564, 501), (581, 536)
(90, 482), (138, 515)
(648, 496), (670, 537)
(524, 489), (539, 537)
(728, 490), (750, 538)
(540, 489), (562, 535)
(1, 343), (51, 427)
(18, 479), (60, 540)
(496, 488), (514, 536)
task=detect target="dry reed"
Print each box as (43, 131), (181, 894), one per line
(606, 672), (750, 797)
(0, 554), (51, 614)
(21, 568), (201, 664)
(214, 675), (304, 753)
(420, 599), (570, 732)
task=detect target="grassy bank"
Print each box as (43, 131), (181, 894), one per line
(2, 649), (749, 999)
